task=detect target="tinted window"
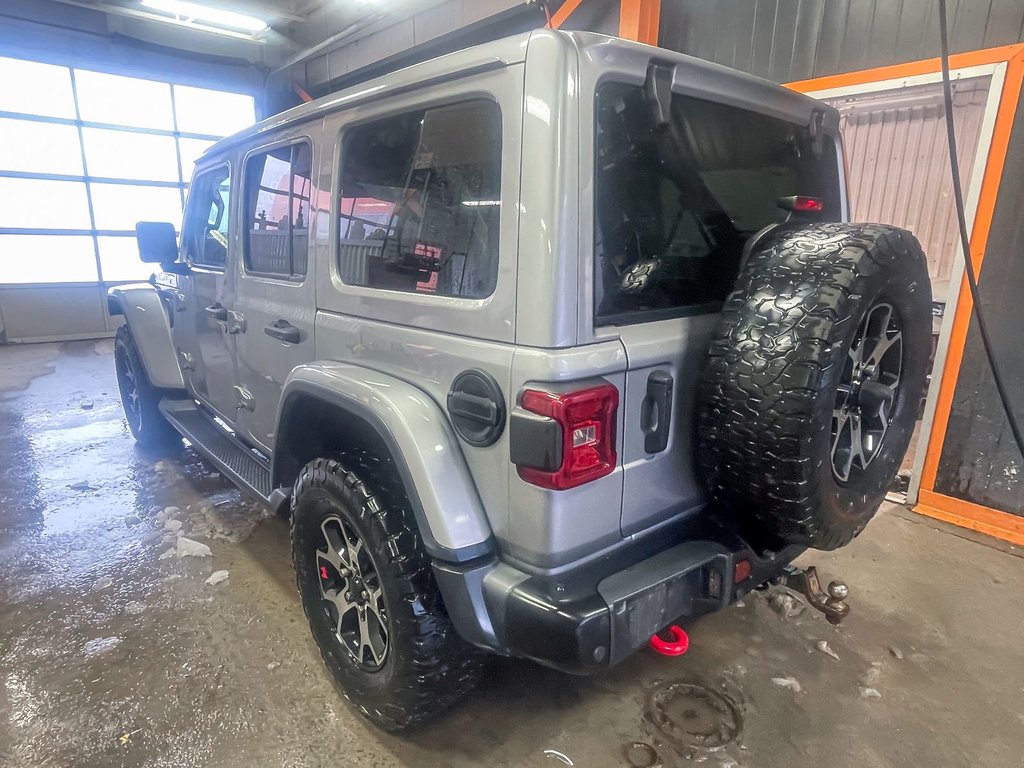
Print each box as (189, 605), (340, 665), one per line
(244, 142), (312, 278)
(595, 84), (839, 325)
(182, 164), (230, 268)
(338, 100), (502, 299)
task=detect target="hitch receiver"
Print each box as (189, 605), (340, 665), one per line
(778, 565), (850, 625)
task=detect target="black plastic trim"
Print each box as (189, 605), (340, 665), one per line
(497, 522), (804, 674)
(447, 368), (506, 448)
(509, 408), (562, 471)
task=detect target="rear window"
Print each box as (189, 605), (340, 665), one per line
(594, 83), (840, 325)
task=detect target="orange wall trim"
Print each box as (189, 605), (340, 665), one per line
(790, 44), (1024, 547)
(618, 0), (661, 46)
(548, 0), (587, 30)
(916, 490), (1024, 547)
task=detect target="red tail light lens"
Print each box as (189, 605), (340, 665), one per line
(794, 196), (824, 212)
(778, 195), (825, 213)
(518, 384), (619, 490)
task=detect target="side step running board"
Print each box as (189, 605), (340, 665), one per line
(159, 398), (284, 508)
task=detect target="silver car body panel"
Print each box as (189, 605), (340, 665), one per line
(275, 362), (494, 556)
(312, 311), (514, 551)
(107, 283), (185, 390)
(315, 60), (522, 344)
(232, 120), (325, 452)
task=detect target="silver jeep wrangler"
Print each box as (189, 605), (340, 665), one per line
(109, 29), (930, 730)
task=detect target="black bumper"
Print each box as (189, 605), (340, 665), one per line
(494, 537), (802, 674)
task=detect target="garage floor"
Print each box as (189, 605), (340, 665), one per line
(1, 341), (1022, 768)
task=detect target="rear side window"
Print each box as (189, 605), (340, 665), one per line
(243, 141), (312, 279)
(182, 164), (229, 269)
(337, 99), (502, 299)
(594, 83), (839, 325)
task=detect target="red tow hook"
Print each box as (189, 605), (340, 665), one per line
(649, 625), (689, 656)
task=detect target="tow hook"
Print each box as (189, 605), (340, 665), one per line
(650, 625), (689, 656)
(777, 565), (850, 626)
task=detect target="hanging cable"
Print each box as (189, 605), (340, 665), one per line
(937, 0), (1024, 458)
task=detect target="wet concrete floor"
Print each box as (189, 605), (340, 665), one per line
(1, 340), (1023, 767)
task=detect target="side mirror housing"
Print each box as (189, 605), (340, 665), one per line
(136, 221), (178, 265)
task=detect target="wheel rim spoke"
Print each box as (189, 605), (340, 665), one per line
(313, 514), (389, 671)
(326, 588), (358, 633)
(831, 301), (903, 482)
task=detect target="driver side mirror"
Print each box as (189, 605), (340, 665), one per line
(135, 221), (178, 266)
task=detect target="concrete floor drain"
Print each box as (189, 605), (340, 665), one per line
(645, 679), (743, 749)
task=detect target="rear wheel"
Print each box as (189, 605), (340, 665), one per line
(698, 223), (931, 550)
(114, 324), (180, 451)
(291, 457), (481, 731)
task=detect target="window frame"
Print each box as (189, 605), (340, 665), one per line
(334, 97), (504, 302)
(181, 160), (232, 272)
(240, 136), (314, 283)
(591, 79), (840, 328)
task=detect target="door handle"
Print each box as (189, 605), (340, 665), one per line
(204, 303), (228, 321)
(641, 370), (674, 454)
(264, 320), (301, 344)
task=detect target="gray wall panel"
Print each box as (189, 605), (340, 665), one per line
(660, 0), (1024, 83)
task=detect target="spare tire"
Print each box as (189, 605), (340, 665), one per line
(698, 223), (931, 550)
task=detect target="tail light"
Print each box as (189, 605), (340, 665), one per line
(778, 195), (825, 213)
(515, 384), (619, 490)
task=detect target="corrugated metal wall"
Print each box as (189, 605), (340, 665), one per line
(822, 76), (991, 300)
(660, 0), (1024, 82)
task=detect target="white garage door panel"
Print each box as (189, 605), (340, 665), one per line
(0, 285), (108, 343)
(0, 54), (256, 343)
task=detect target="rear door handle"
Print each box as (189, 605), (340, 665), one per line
(264, 320), (301, 344)
(641, 370), (674, 454)
(204, 303), (228, 321)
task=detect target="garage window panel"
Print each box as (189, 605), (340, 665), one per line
(0, 119), (83, 175)
(0, 178), (92, 230)
(0, 57), (76, 118)
(82, 128), (181, 182)
(174, 84), (255, 137)
(89, 183), (182, 231)
(96, 235), (157, 282)
(75, 70), (175, 130)
(0, 235), (98, 283)
(179, 138), (216, 178)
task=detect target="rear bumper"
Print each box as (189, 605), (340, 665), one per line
(434, 527), (803, 674)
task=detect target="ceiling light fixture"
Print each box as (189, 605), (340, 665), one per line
(140, 0), (269, 33)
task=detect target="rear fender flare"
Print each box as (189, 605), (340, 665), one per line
(273, 364), (495, 563)
(107, 284), (185, 390)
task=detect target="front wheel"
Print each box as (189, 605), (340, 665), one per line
(114, 324), (180, 451)
(290, 457), (481, 731)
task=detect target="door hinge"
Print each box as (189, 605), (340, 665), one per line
(227, 310), (246, 334)
(233, 385), (255, 411)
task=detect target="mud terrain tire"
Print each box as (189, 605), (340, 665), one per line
(291, 457), (482, 731)
(698, 223), (931, 550)
(114, 324), (180, 451)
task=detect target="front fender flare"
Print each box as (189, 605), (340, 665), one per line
(273, 364), (495, 563)
(107, 284), (185, 390)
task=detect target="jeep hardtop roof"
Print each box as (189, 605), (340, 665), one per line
(198, 29), (832, 164)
